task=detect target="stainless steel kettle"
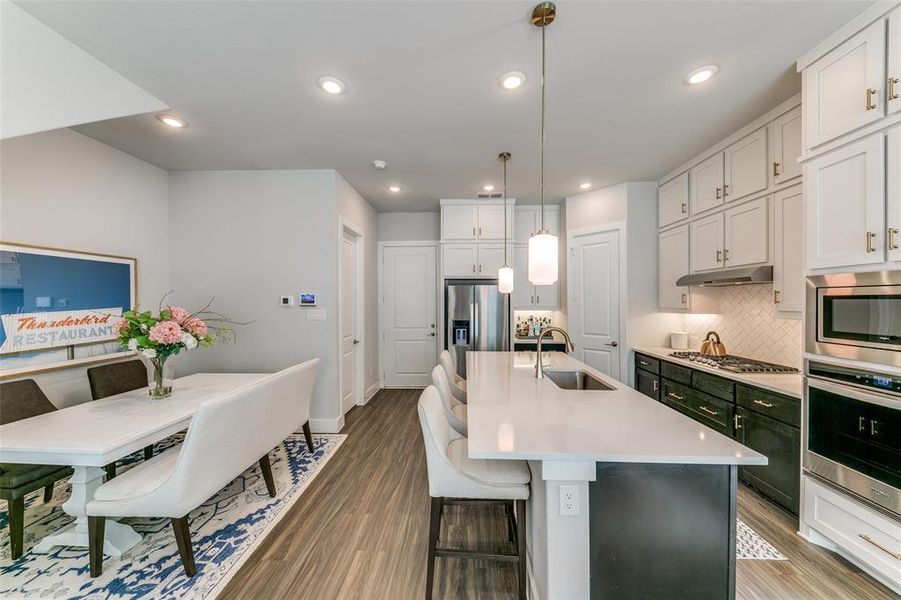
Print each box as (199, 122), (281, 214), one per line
(699, 331), (727, 356)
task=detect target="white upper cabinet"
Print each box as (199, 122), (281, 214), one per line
(804, 19), (886, 149)
(476, 206), (507, 240)
(772, 107), (803, 186)
(887, 126), (901, 262)
(690, 153), (725, 215)
(442, 205), (479, 240)
(443, 243), (479, 276)
(889, 7), (901, 116)
(511, 243), (558, 308)
(805, 133), (885, 270)
(724, 127), (768, 203)
(774, 185), (804, 312)
(691, 212), (725, 272)
(724, 196), (769, 268)
(658, 225), (690, 310)
(477, 243), (507, 275)
(513, 206), (559, 244)
(658, 172), (690, 228)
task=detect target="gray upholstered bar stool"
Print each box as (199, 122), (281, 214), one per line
(439, 350), (466, 404)
(417, 386), (530, 599)
(431, 366), (467, 436)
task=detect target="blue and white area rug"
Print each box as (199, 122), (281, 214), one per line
(737, 519), (787, 560)
(0, 432), (346, 598)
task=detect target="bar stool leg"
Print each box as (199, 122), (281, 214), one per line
(516, 499), (527, 600)
(426, 497), (443, 599)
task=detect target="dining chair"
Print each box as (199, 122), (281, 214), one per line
(0, 380), (74, 560)
(431, 366), (467, 436)
(86, 358), (319, 577)
(87, 360), (156, 479)
(417, 386), (530, 599)
(439, 350), (467, 404)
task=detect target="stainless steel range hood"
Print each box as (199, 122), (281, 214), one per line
(676, 265), (773, 287)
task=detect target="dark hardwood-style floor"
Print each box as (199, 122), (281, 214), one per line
(221, 388), (896, 599)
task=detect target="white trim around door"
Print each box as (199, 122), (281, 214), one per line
(338, 217), (365, 415)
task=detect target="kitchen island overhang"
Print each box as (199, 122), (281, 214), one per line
(465, 351), (766, 600)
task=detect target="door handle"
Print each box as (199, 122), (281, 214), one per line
(865, 87), (878, 111)
(734, 414), (742, 430)
(353, 339), (360, 344)
(428, 332), (436, 337)
(652, 380), (659, 392)
(606, 341), (618, 347)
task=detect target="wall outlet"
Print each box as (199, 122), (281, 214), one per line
(559, 484), (579, 516)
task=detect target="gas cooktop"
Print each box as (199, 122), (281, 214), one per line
(668, 351), (799, 374)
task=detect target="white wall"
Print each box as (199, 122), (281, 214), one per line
(0, 2), (166, 140)
(335, 173), (381, 398)
(0, 128), (170, 407)
(378, 211), (440, 241)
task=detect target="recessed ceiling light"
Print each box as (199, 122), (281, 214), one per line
(579, 182), (592, 190)
(157, 115), (186, 128)
(685, 65), (719, 85)
(483, 184), (496, 191)
(499, 71), (526, 90)
(372, 160), (387, 170)
(388, 185), (402, 193)
(318, 76), (346, 95)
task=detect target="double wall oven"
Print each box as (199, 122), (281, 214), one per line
(805, 271), (901, 518)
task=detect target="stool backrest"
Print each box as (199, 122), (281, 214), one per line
(417, 386), (461, 496)
(439, 350), (460, 383)
(87, 359), (148, 400)
(0, 379), (56, 425)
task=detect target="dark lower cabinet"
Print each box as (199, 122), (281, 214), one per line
(735, 406), (801, 515)
(635, 368), (660, 401)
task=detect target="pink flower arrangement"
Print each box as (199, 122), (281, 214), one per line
(112, 317), (129, 336)
(169, 306), (190, 324)
(149, 320), (184, 345)
(183, 318), (208, 336)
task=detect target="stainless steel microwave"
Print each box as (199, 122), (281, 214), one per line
(806, 271), (901, 367)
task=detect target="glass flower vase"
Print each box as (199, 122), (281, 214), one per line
(148, 356), (174, 399)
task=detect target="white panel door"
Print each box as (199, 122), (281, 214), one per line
(805, 133), (885, 269)
(383, 245), (438, 387)
(568, 229), (620, 380)
(340, 230), (359, 414)
(477, 243), (507, 276)
(442, 243), (478, 276)
(724, 196), (768, 268)
(658, 172), (690, 228)
(724, 127), (768, 203)
(773, 185), (804, 312)
(804, 19), (886, 148)
(442, 205), (478, 240)
(691, 212), (725, 272)
(477, 205), (507, 240)
(888, 127), (901, 262)
(658, 225), (690, 310)
(512, 244), (534, 307)
(890, 7), (901, 116)
(690, 153), (725, 215)
(772, 107), (803, 185)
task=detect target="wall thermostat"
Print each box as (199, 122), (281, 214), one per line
(279, 295), (294, 307)
(299, 293), (317, 306)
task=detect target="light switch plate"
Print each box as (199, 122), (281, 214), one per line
(306, 309), (326, 321)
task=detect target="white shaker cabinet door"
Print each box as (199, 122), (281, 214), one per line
(773, 186), (804, 312)
(513, 209), (536, 244)
(691, 212), (725, 272)
(805, 133), (885, 270)
(888, 127), (901, 262)
(476, 243), (507, 276)
(724, 127), (768, 203)
(442, 206), (478, 240)
(724, 196), (769, 268)
(512, 245), (534, 307)
(772, 107), (803, 186)
(888, 7), (901, 116)
(442, 243), (478, 276)
(804, 19), (886, 148)
(477, 205), (507, 240)
(658, 225), (690, 310)
(658, 172), (690, 228)
(690, 153), (725, 215)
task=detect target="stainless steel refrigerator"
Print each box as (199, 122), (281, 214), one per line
(445, 279), (510, 379)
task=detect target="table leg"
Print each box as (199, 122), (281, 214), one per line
(34, 466), (142, 557)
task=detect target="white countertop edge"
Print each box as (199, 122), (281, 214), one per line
(470, 450), (768, 466)
(632, 346), (803, 399)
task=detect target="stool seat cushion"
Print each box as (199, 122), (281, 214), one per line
(451, 404), (467, 422)
(447, 439), (530, 492)
(0, 463), (71, 490)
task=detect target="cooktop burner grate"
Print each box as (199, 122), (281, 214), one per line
(668, 351), (799, 373)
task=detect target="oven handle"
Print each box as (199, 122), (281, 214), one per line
(807, 376), (901, 411)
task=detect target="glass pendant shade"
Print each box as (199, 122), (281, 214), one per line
(528, 232), (558, 285)
(498, 265), (514, 294)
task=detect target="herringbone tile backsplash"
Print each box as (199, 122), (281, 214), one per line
(683, 284), (802, 368)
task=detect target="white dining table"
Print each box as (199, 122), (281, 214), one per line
(0, 372), (266, 556)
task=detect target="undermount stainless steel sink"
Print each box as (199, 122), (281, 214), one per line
(543, 369), (615, 391)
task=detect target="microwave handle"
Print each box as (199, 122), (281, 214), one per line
(807, 376), (901, 410)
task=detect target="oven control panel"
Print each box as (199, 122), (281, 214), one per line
(808, 363), (901, 395)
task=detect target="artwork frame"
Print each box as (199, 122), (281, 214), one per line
(0, 241), (137, 380)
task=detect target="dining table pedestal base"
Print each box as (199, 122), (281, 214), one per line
(34, 466), (142, 557)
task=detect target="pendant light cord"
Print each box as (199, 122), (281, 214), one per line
(503, 156), (508, 264)
(539, 16), (546, 231)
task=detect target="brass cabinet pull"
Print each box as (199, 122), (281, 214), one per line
(888, 77), (899, 102)
(478, 227), (482, 236)
(723, 184), (729, 197)
(716, 249), (723, 263)
(734, 414), (742, 430)
(681, 293), (688, 305)
(639, 360), (651, 367)
(866, 231), (877, 253)
(715, 186), (723, 199)
(723, 248), (729, 262)
(888, 227), (899, 251)
(472, 264), (476, 273)
(773, 289), (781, 304)
(699, 405), (719, 416)
(653, 380), (659, 392)
(858, 534), (901, 560)
(536, 295), (540, 304)
(667, 392), (684, 401)
(773, 162), (781, 177)
(473, 227), (476, 236)
(681, 202), (687, 214)
(754, 399), (775, 408)
(866, 88), (877, 110)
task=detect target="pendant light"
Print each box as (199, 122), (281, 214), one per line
(497, 152), (514, 294)
(527, 1), (559, 286)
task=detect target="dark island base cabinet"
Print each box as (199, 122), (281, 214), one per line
(635, 368), (660, 401)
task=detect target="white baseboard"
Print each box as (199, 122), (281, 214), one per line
(309, 414), (345, 434)
(363, 382), (381, 403)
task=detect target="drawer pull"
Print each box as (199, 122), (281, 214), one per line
(639, 360), (651, 367)
(667, 392), (684, 401)
(734, 414), (742, 430)
(858, 534), (901, 560)
(699, 405), (718, 416)
(753, 399), (774, 409)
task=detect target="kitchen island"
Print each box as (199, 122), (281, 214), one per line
(465, 351), (766, 600)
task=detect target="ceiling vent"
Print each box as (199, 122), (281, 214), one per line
(477, 192), (503, 199)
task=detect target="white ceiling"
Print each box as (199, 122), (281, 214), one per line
(16, 1), (869, 211)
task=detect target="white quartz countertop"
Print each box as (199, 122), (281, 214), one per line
(633, 346), (803, 399)
(465, 351), (767, 466)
